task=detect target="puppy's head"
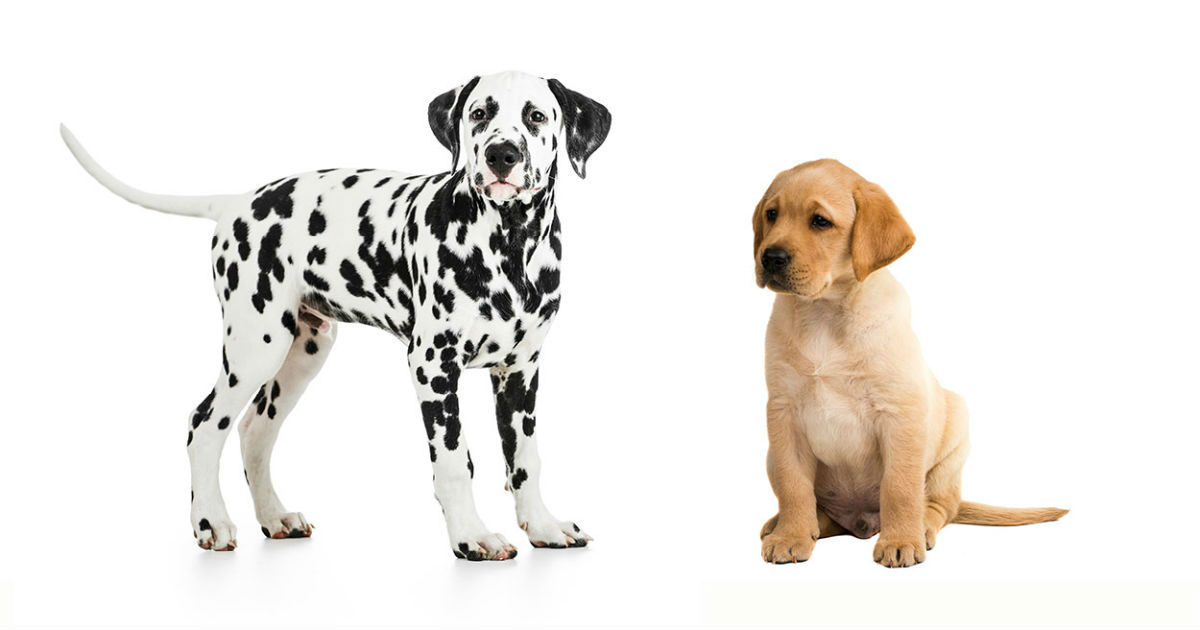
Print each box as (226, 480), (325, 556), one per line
(428, 71), (611, 203)
(753, 159), (915, 298)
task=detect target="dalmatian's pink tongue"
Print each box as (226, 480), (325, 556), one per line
(487, 182), (518, 197)
(298, 305), (332, 334)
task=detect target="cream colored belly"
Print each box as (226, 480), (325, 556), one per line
(796, 376), (884, 539)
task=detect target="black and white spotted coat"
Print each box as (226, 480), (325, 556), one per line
(62, 71), (611, 560)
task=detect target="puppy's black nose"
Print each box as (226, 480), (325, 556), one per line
(484, 142), (522, 179)
(761, 248), (790, 272)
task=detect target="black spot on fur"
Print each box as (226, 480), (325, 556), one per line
(233, 218), (251, 260)
(339, 260), (373, 300)
(281, 311), (297, 336)
(511, 468), (528, 490)
(309, 210), (326, 236)
(250, 223), (284, 313)
(305, 339), (318, 355)
(491, 291), (515, 321)
(251, 178), (297, 220)
(304, 270), (330, 292)
(426, 171), (481, 241)
(437, 245), (492, 301)
(191, 388), (216, 429)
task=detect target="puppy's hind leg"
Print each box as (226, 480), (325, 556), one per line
(187, 308), (296, 551)
(238, 312), (336, 540)
(922, 390), (969, 552)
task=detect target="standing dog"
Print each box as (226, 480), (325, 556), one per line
(753, 159), (1065, 568)
(62, 71), (611, 560)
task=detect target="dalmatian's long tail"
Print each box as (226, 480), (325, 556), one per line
(60, 124), (238, 220)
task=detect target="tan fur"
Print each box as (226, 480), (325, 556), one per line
(754, 160), (1066, 568)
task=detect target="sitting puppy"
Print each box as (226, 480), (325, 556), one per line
(753, 159), (1065, 568)
(62, 71), (610, 560)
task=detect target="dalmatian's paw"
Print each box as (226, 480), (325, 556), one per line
(521, 518), (591, 548)
(259, 512), (314, 539)
(451, 531), (518, 561)
(193, 516), (237, 551)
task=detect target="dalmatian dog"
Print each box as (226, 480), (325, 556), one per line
(61, 71), (611, 561)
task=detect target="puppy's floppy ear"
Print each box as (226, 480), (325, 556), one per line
(427, 76), (480, 171)
(547, 78), (612, 178)
(753, 191), (769, 288)
(850, 180), (915, 281)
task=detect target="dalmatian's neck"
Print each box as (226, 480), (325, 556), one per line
(459, 166), (560, 295)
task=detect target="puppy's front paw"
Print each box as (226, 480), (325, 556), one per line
(451, 532), (518, 561)
(521, 519), (591, 548)
(259, 512), (314, 539)
(193, 516), (237, 551)
(761, 531), (816, 564)
(873, 537), (926, 568)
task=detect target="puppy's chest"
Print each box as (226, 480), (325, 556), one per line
(790, 333), (881, 465)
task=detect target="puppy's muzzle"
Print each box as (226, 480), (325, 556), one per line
(485, 141), (522, 180)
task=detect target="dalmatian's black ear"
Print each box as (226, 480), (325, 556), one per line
(428, 76), (480, 171)
(547, 79), (612, 179)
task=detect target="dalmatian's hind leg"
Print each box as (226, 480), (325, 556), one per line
(188, 309), (299, 551)
(239, 308), (336, 540)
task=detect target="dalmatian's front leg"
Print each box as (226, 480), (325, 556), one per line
(491, 360), (591, 548)
(410, 333), (517, 561)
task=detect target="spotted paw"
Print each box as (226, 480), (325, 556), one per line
(522, 519), (591, 548)
(873, 537), (926, 568)
(193, 516), (237, 551)
(259, 512), (314, 539)
(761, 531), (816, 564)
(451, 532), (518, 561)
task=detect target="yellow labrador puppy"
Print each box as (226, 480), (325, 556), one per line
(754, 159), (1066, 568)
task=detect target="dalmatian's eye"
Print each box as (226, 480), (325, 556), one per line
(470, 108), (487, 121)
(530, 110), (546, 124)
(765, 208), (778, 222)
(811, 214), (833, 230)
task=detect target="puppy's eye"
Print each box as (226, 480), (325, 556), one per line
(811, 214), (833, 229)
(765, 209), (778, 222)
(470, 108), (487, 121)
(530, 110), (546, 123)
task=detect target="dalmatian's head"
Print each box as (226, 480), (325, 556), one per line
(428, 71), (611, 203)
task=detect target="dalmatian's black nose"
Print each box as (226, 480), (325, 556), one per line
(761, 248), (790, 272)
(485, 142), (522, 179)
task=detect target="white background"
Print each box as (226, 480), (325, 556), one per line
(1, 0), (1197, 627)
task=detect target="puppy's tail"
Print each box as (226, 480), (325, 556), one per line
(951, 501), (1068, 526)
(60, 124), (237, 220)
